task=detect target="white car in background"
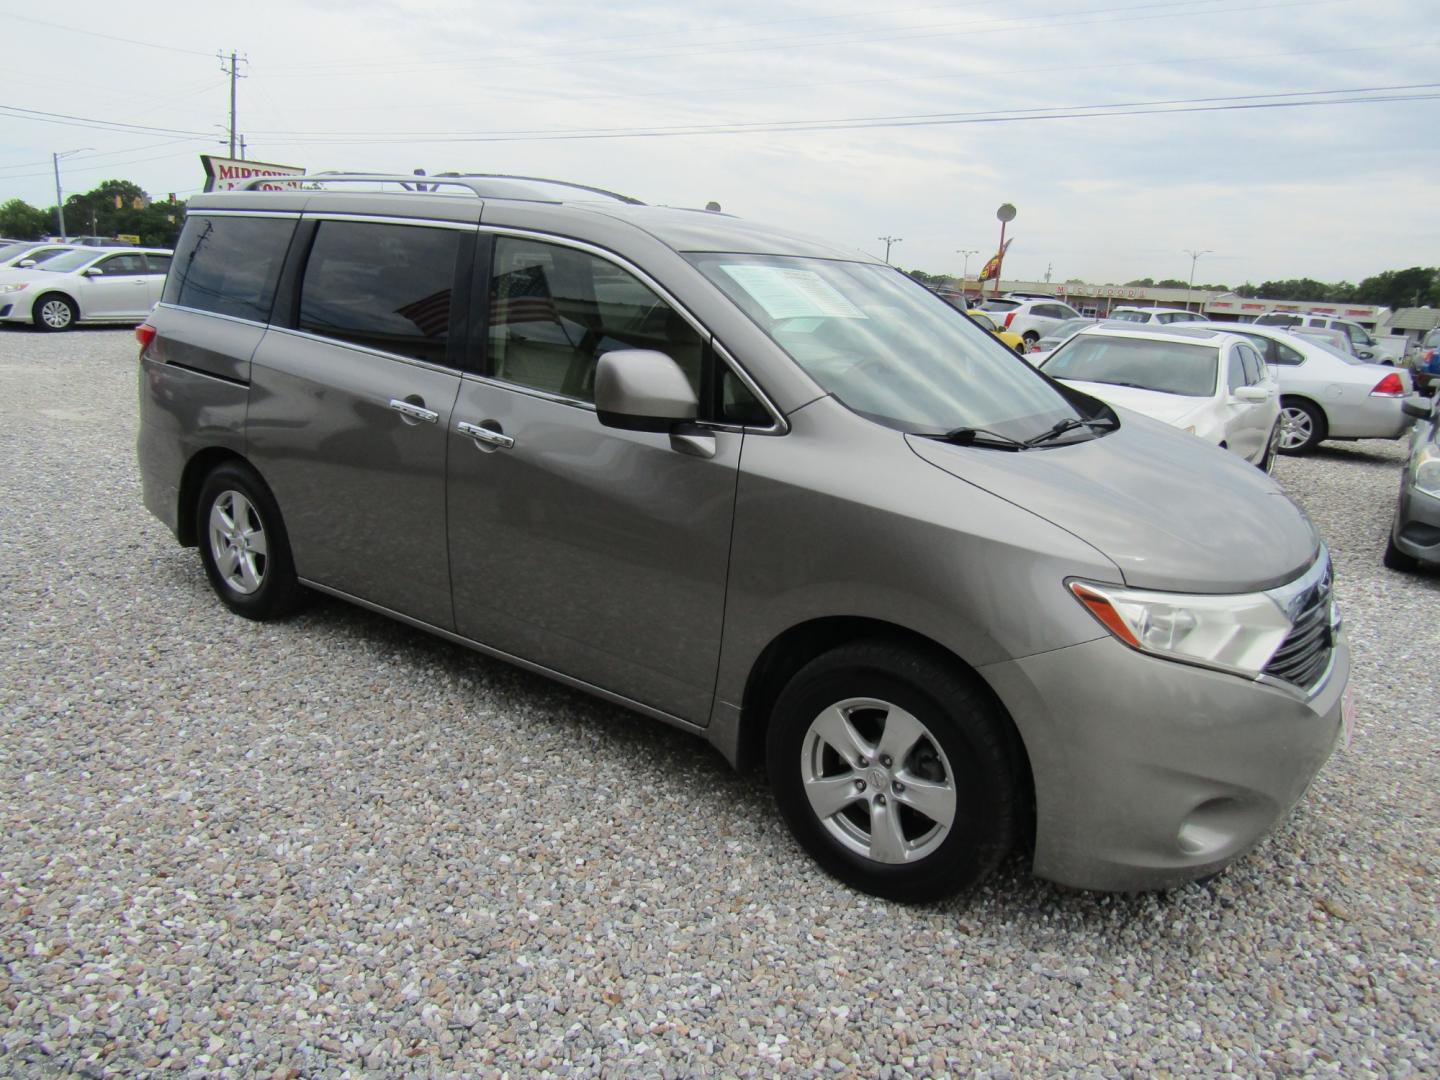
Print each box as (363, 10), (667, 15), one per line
(1039, 325), (1281, 470)
(1108, 306), (1209, 325)
(0, 246), (172, 331)
(979, 297), (1084, 347)
(1173, 321), (1415, 454)
(0, 240), (80, 274)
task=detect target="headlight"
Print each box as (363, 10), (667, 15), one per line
(0, 283), (29, 294)
(1069, 580), (1292, 677)
(1414, 444), (1440, 498)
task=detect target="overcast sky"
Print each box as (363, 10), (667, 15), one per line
(2, 0), (1436, 287)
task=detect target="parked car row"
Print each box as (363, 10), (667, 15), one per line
(0, 245), (173, 330)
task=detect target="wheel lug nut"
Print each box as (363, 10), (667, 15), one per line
(876, 794), (886, 806)
(893, 781), (905, 793)
(880, 755), (892, 768)
(856, 757), (868, 768)
(855, 779), (866, 791)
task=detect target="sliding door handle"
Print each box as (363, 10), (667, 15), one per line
(457, 420), (515, 450)
(389, 398), (439, 424)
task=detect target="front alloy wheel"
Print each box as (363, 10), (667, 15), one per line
(36, 295), (76, 331)
(802, 697), (957, 864)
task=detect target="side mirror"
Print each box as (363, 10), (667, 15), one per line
(16, 259), (36, 268)
(594, 350), (698, 432)
(1233, 386), (1270, 403)
(83, 267), (104, 277)
(1402, 396), (1434, 420)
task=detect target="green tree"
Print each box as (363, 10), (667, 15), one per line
(0, 198), (48, 240)
(1354, 267), (1440, 310)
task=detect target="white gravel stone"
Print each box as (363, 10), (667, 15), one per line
(0, 326), (1436, 1077)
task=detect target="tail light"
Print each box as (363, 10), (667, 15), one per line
(135, 322), (157, 351)
(1003, 312), (1016, 329)
(1369, 372), (1405, 397)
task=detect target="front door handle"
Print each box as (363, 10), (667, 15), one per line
(389, 398), (439, 424)
(457, 420), (515, 450)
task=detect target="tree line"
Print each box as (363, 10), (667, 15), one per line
(0, 180), (185, 249)
(911, 267), (1440, 312)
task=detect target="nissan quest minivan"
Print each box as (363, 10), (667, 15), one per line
(137, 174), (1352, 900)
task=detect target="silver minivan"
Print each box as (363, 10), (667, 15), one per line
(137, 174), (1351, 900)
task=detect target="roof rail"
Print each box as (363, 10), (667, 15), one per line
(233, 171), (645, 205)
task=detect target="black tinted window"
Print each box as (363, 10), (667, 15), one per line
(165, 215), (295, 322)
(97, 254), (147, 276)
(298, 221), (460, 366)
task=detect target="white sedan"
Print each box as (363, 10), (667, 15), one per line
(0, 246), (172, 331)
(1039, 325), (1282, 470)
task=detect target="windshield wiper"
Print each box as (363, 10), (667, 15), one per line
(1024, 416), (1118, 447)
(924, 426), (1029, 450)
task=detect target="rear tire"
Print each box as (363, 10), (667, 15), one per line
(1023, 331), (1039, 346)
(196, 462), (305, 620)
(34, 293), (76, 332)
(1278, 398), (1326, 455)
(1383, 534), (1419, 573)
(766, 640), (1021, 902)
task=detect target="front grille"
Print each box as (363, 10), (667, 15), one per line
(1263, 564), (1334, 690)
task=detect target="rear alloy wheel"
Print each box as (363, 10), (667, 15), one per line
(1023, 331), (1039, 346)
(1278, 399), (1325, 455)
(767, 640), (1021, 901)
(35, 294), (77, 332)
(1383, 534), (1419, 573)
(196, 462), (305, 620)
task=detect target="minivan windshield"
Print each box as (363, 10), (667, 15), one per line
(687, 254), (1091, 441)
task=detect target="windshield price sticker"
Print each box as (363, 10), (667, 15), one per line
(719, 265), (867, 320)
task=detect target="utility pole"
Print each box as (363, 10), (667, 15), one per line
(219, 51), (248, 158)
(1184, 248), (1213, 312)
(51, 149), (90, 241)
(877, 236), (902, 264)
(1044, 262), (1053, 283)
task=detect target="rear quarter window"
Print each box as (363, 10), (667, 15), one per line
(163, 215), (296, 323)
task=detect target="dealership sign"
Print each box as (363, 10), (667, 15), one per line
(201, 155), (305, 192)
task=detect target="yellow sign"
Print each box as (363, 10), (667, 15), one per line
(116, 234), (141, 244)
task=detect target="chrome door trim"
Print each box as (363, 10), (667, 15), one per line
(296, 579), (707, 733)
(152, 302), (269, 331)
(459, 372), (598, 412)
(182, 209), (302, 220)
(389, 398), (440, 423)
(457, 420), (515, 449)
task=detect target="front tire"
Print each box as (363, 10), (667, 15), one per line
(766, 640), (1022, 902)
(1383, 534), (1419, 573)
(34, 293), (77, 332)
(196, 462), (305, 620)
(1278, 398), (1326, 455)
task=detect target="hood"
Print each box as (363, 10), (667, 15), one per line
(906, 410), (1319, 593)
(1057, 380), (1209, 427)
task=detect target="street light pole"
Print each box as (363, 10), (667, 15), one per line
(51, 149), (90, 241)
(877, 236), (902, 264)
(956, 249), (979, 281)
(1184, 248), (1213, 312)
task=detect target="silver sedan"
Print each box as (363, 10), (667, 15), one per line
(1174, 322), (1414, 454)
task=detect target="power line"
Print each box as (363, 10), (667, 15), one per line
(261, 0), (1340, 77)
(5, 14), (216, 57)
(0, 105), (215, 139)
(245, 82), (1440, 143)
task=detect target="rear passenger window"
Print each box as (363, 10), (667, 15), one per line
(488, 236), (704, 402)
(298, 221), (460, 366)
(1275, 341), (1304, 366)
(164, 215), (294, 322)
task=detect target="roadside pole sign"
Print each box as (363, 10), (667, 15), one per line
(201, 155), (305, 192)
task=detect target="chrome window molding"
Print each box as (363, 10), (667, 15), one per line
(266, 324), (463, 377)
(153, 301), (269, 332)
(182, 210), (302, 220)
(303, 212), (478, 232)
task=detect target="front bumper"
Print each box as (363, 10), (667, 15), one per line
(981, 632), (1348, 891)
(1391, 473), (1440, 566)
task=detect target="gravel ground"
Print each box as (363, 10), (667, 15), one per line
(0, 326), (1436, 1079)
